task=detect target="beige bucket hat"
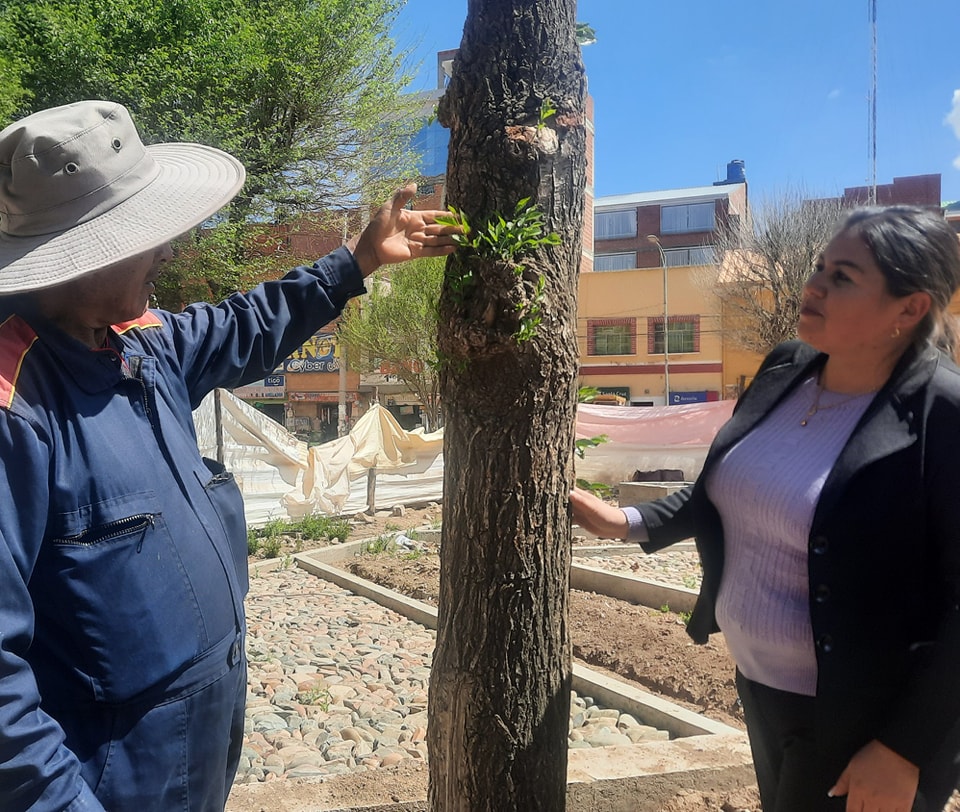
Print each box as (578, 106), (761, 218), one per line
(0, 100), (245, 293)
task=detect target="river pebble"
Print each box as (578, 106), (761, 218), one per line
(237, 561), (674, 785)
(573, 544), (703, 591)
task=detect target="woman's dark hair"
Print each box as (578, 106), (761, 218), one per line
(839, 205), (960, 357)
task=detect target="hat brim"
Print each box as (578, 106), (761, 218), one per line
(0, 142), (245, 293)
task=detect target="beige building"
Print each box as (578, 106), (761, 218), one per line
(579, 176), (753, 405)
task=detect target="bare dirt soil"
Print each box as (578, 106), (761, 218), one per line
(346, 548), (745, 732)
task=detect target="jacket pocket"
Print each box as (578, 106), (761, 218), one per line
(37, 492), (209, 703)
(198, 457), (249, 595)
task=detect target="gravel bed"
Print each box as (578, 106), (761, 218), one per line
(572, 544), (703, 592)
(237, 563), (671, 785)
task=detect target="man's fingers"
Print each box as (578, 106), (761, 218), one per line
(391, 184), (418, 210)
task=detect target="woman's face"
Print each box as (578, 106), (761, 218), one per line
(797, 230), (907, 359)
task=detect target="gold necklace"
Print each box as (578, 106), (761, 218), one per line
(800, 380), (876, 427)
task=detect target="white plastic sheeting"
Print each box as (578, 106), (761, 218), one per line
(193, 390), (734, 525)
(194, 391), (443, 525)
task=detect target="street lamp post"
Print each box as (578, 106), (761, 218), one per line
(647, 235), (669, 405)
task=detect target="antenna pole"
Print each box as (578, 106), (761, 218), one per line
(868, 0), (878, 204)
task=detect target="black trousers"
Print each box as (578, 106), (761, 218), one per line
(736, 671), (959, 812)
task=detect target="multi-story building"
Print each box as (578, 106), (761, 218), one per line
(578, 164), (748, 405)
(232, 43), (955, 431)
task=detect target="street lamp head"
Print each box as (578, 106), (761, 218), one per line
(646, 234), (661, 245)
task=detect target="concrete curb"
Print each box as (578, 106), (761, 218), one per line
(237, 539), (755, 810)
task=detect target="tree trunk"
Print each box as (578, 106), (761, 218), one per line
(428, 1), (586, 809)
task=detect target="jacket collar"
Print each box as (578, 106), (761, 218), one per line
(813, 342), (938, 527)
(705, 341), (822, 466)
(22, 313), (128, 394)
(700, 339), (940, 526)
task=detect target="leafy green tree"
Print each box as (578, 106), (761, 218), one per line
(0, 0), (419, 299)
(338, 257), (444, 430)
(0, 18), (26, 121)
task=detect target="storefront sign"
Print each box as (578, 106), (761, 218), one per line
(287, 392), (358, 403)
(233, 378), (286, 399)
(283, 357), (340, 373)
(284, 332), (341, 373)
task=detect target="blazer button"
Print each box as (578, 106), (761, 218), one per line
(814, 584), (830, 603)
(816, 634), (834, 653)
(809, 535), (829, 555)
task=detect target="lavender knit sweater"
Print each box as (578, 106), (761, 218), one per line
(704, 375), (875, 695)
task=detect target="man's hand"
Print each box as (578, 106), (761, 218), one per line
(829, 739), (919, 811)
(349, 184), (461, 277)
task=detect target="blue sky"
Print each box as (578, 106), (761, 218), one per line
(392, 0), (960, 204)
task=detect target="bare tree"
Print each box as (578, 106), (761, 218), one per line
(427, 0), (586, 809)
(711, 189), (845, 355)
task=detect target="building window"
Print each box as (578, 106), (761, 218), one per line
(649, 315), (700, 354)
(413, 120), (450, 178)
(661, 202), (715, 234)
(663, 245), (716, 266)
(588, 318), (636, 356)
(595, 209), (637, 240)
(594, 252), (637, 271)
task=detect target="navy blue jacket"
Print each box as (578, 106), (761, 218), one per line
(0, 248), (364, 810)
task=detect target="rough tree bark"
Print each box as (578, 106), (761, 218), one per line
(427, 1), (586, 810)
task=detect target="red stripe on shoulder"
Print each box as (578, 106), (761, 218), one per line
(112, 311), (164, 335)
(0, 316), (38, 410)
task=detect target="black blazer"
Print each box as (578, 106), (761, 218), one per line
(637, 340), (960, 774)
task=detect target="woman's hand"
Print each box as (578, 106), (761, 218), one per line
(828, 739), (919, 811)
(349, 184), (462, 276)
(569, 487), (629, 540)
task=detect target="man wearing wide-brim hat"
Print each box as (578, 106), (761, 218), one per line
(0, 100), (458, 811)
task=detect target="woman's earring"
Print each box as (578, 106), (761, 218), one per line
(891, 325), (901, 339)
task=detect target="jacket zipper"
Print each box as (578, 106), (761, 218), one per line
(52, 513), (157, 548)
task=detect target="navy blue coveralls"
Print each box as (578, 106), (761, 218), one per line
(0, 247), (364, 811)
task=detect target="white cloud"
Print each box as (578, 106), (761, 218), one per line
(948, 91), (960, 170)
(948, 90), (960, 137)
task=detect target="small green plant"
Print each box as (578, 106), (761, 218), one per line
(538, 97), (557, 129)
(385, 522), (401, 532)
(400, 549), (423, 561)
(261, 536), (282, 559)
(287, 514), (351, 544)
(679, 611), (693, 626)
(440, 197), (560, 261)
(247, 528), (261, 556)
(325, 519), (351, 542)
(575, 477), (613, 498)
(437, 199), (559, 344)
(260, 517), (289, 540)
(574, 386), (612, 496)
(362, 535), (395, 555)
(575, 433), (609, 460)
(296, 514), (329, 541)
(515, 273), (546, 344)
(682, 574), (699, 590)
(659, 603), (671, 614)
(296, 684), (331, 710)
